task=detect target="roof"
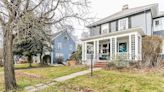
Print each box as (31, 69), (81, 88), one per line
(52, 31), (63, 38)
(51, 30), (76, 43)
(87, 3), (158, 27)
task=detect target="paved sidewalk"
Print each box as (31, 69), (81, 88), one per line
(25, 68), (101, 92)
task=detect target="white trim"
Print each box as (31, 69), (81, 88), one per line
(51, 52), (53, 65)
(129, 35), (132, 59)
(135, 33), (138, 60)
(115, 37), (117, 59)
(97, 40), (99, 60)
(82, 27), (144, 42)
(93, 41), (96, 59)
(110, 38), (112, 60)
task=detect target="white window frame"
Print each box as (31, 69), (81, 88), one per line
(69, 44), (73, 51)
(118, 18), (128, 31)
(57, 42), (62, 50)
(154, 19), (162, 26)
(101, 23), (109, 34)
(56, 53), (63, 58)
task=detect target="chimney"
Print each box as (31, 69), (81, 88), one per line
(122, 4), (129, 11)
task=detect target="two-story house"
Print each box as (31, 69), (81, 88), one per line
(51, 30), (76, 64)
(82, 4), (164, 65)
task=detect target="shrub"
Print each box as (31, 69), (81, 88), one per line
(142, 36), (163, 67)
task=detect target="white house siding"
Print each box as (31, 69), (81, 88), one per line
(153, 17), (164, 31)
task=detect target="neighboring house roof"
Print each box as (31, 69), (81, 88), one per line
(87, 3), (158, 27)
(51, 30), (76, 43)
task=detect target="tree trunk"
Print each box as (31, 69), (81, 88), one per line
(3, 29), (17, 91)
(40, 53), (44, 65)
(27, 55), (32, 68)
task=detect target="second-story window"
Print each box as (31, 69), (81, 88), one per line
(57, 42), (62, 50)
(101, 23), (109, 34)
(118, 18), (128, 30)
(69, 44), (73, 51)
(155, 20), (161, 26)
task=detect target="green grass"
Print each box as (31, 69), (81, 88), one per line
(14, 63), (40, 69)
(0, 63), (40, 72)
(0, 67), (3, 72)
(41, 70), (164, 92)
(0, 65), (87, 91)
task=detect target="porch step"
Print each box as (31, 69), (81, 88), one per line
(94, 62), (108, 68)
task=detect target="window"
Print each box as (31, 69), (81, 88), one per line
(111, 22), (116, 32)
(102, 44), (108, 53)
(101, 23), (109, 34)
(69, 44), (73, 51)
(118, 18), (128, 30)
(155, 20), (160, 26)
(57, 42), (62, 50)
(56, 53), (63, 58)
(118, 43), (127, 52)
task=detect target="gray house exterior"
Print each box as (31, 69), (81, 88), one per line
(51, 30), (76, 64)
(82, 4), (164, 65)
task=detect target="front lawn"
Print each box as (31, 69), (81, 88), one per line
(0, 67), (3, 72)
(41, 70), (164, 92)
(0, 63), (40, 72)
(0, 65), (87, 91)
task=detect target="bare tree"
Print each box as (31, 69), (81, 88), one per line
(0, 0), (90, 91)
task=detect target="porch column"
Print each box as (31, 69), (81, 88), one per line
(111, 37), (117, 60)
(82, 42), (85, 61)
(82, 42), (87, 61)
(93, 41), (96, 59)
(97, 40), (99, 60)
(51, 51), (53, 65)
(84, 42), (87, 60)
(110, 38), (112, 60)
(139, 35), (142, 60)
(129, 35), (132, 60)
(135, 33), (139, 60)
(115, 37), (117, 59)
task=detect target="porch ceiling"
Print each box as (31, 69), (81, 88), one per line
(82, 27), (144, 41)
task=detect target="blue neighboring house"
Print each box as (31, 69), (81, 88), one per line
(51, 30), (76, 64)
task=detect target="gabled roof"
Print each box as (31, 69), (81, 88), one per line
(51, 30), (76, 43)
(87, 3), (158, 27)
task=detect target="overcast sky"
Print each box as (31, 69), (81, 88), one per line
(73, 0), (164, 39)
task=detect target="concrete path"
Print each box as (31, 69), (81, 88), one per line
(25, 68), (101, 92)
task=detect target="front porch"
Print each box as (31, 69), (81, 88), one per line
(82, 28), (144, 65)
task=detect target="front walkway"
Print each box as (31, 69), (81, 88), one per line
(24, 68), (101, 92)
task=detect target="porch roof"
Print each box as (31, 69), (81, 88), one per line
(81, 27), (144, 41)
